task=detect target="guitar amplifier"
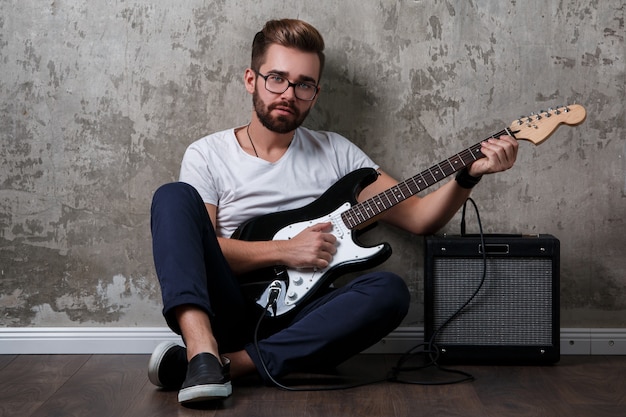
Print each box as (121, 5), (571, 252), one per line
(424, 234), (560, 364)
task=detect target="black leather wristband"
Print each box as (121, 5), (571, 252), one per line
(455, 168), (482, 189)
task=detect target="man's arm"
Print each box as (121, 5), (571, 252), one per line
(360, 135), (519, 235)
(206, 135), (517, 274)
(205, 204), (337, 275)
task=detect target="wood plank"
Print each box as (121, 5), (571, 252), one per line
(385, 354), (484, 417)
(535, 355), (626, 417)
(0, 355), (16, 370)
(302, 354), (396, 417)
(125, 375), (218, 417)
(607, 356), (626, 406)
(470, 356), (625, 417)
(472, 364), (566, 417)
(2, 354), (625, 416)
(0, 354), (89, 417)
(546, 356), (624, 406)
(28, 355), (146, 417)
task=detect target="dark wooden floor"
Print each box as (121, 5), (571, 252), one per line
(0, 353), (624, 417)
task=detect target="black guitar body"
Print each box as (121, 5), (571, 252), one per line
(232, 168), (392, 316)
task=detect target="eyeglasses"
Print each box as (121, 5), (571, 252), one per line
(254, 70), (319, 101)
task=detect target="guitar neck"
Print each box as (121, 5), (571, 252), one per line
(341, 128), (511, 229)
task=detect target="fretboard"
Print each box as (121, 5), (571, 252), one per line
(341, 130), (509, 229)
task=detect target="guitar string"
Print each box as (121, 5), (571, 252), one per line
(344, 130), (510, 225)
(267, 111), (572, 312)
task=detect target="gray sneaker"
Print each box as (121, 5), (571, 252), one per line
(148, 341), (188, 389)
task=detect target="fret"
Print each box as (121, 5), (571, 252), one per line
(408, 176), (421, 194)
(383, 190), (394, 207)
(344, 214), (350, 227)
(425, 167), (437, 184)
(399, 181), (412, 196)
(364, 198), (377, 216)
(468, 145), (483, 161)
(360, 203), (370, 218)
(351, 208), (364, 225)
(391, 186), (405, 202)
(383, 190), (394, 205)
(436, 164), (446, 178)
(372, 194), (388, 213)
(416, 173), (428, 190)
(342, 212), (354, 228)
(446, 156), (457, 172)
(432, 163), (446, 180)
(450, 154), (466, 168)
(442, 160), (456, 176)
(399, 185), (408, 199)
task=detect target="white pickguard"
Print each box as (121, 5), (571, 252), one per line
(256, 202), (385, 315)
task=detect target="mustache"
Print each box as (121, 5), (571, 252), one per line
(269, 101), (297, 113)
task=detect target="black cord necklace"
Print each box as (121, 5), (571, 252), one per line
(245, 124), (296, 159)
(246, 124), (259, 157)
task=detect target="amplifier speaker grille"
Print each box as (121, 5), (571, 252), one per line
(424, 234), (560, 364)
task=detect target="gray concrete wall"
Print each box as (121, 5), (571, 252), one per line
(1, 0), (624, 329)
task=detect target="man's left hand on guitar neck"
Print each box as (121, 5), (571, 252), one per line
(355, 134), (519, 237)
(467, 135), (519, 177)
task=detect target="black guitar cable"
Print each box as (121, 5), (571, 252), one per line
(388, 197), (487, 385)
(253, 197), (488, 390)
(253, 295), (388, 391)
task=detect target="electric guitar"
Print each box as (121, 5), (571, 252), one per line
(232, 104), (587, 316)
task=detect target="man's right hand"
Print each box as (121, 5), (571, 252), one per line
(280, 222), (337, 270)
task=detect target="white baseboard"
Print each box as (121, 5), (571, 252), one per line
(0, 327), (183, 354)
(0, 327), (625, 355)
(367, 327), (626, 355)
(559, 328), (626, 355)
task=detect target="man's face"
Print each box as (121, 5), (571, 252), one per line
(250, 44), (321, 134)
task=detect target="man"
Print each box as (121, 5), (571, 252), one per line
(148, 19), (518, 405)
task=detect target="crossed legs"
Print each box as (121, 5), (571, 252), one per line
(150, 182), (411, 393)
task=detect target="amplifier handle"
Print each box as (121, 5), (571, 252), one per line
(479, 244), (510, 255)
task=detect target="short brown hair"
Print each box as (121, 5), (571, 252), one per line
(251, 19), (325, 80)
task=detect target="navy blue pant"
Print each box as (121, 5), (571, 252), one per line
(151, 182), (410, 382)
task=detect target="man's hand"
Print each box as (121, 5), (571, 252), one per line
(280, 222), (337, 270)
(467, 135), (519, 177)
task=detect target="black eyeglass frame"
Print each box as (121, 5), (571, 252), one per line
(253, 70), (319, 101)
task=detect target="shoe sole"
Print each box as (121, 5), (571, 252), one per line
(178, 382), (233, 403)
(148, 341), (180, 387)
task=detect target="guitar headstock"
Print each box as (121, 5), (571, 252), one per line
(509, 104), (586, 145)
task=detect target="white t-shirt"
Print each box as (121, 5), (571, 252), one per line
(179, 126), (378, 238)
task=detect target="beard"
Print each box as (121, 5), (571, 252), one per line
(252, 90), (311, 134)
